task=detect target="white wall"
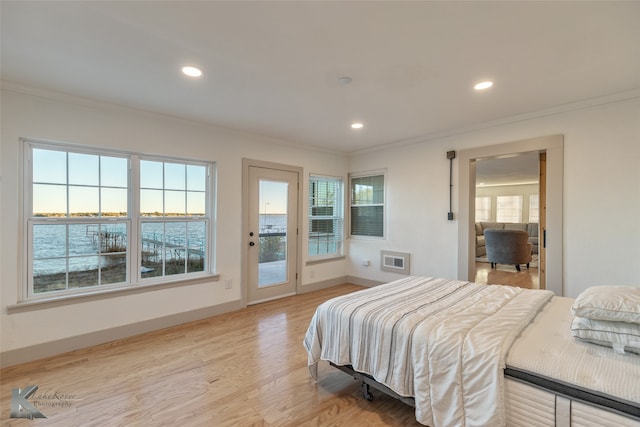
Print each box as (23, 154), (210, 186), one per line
(0, 87), (347, 358)
(347, 141), (461, 283)
(2, 85), (639, 364)
(347, 96), (640, 298)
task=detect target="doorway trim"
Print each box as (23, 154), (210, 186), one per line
(457, 135), (564, 296)
(242, 158), (303, 306)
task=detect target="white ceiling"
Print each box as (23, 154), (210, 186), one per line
(475, 152), (539, 187)
(2, 1), (639, 155)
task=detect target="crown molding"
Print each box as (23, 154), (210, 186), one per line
(349, 88), (640, 156)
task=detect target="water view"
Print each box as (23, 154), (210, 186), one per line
(32, 220), (207, 293)
(31, 210), (331, 294)
(32, 215), (287, 292)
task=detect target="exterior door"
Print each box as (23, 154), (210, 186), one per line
(247, 166), (298, 304)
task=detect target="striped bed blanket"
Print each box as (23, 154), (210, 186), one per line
(304, 276), (553, 427)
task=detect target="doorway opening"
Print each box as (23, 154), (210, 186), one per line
(473, 151), (543, 289)
(457, 135), (564, 296)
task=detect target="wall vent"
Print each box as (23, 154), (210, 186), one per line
(380, 250), (410, 275)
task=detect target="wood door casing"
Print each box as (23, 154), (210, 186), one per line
(539, 152), (547, 290)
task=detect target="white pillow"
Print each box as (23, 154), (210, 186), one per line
(571, 286), (640, 324)
(571, 316), (640, 355)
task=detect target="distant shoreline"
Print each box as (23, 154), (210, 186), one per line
(33, 212), (204, 217)
(33, 258), (205, 294)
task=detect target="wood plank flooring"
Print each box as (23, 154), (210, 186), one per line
(474, 261), (539, 289)
(1, 284), (421, 427)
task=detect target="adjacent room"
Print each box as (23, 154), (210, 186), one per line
(473, 152), (541, 289)
(1, 1), (639, 426)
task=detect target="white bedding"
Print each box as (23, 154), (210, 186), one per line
(507, 296), (640, 405)
(304, 276), (553, 427)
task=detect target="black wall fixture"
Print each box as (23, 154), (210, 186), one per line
(447, 150), (456, 220)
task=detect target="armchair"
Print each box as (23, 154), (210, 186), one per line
(483, 229), (533, 271)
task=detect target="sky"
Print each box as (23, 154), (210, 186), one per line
(32, 149), (207, 216)
(259, 180), (287, 215)
(32, 148), (288, 216)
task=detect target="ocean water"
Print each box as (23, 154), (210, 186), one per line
(259, 214), (287, 232)
(32, 221), (206, 275)
(32, 214), (287, 275)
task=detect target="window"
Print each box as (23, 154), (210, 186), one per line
(529, 194), (539, 223)
(24, 139), (214, 300)
(496, 195), (522, 223)
(139, 160), (209, 279)
(350, 173), (384, 238)
(308, 175), (344, 258)
(475, 196), (491, 222)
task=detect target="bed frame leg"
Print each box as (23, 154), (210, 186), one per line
(361, 382), (374, 401)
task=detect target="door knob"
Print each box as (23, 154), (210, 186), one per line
(249, 241), (255, 246)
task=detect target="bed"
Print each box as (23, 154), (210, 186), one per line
(303, 276), (640, 427)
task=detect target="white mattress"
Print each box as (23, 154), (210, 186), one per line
(505, 378), (640, 427)
(506, 296), (640, 407)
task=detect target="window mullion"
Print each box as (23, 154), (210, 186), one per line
(130, 155), (140, 285)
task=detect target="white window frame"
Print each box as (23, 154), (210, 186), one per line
(308, 174), (344, 260)
(21, 138), (216, 302)
(349, 171), (386, 239)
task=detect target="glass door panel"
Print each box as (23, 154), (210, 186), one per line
(258, 180), (288, 287)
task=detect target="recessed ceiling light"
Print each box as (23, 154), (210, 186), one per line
(338, 76), (353, 85)
(474, 81), (493, 90)
(182, 66), (203, 77)
(351, 122), (364, 129)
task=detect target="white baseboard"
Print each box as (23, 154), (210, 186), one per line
(345, 275), (385, 288)
(0, 300), (243, 369)
(298, 275), (385, 293)
(298, 276), (350, 294)
(1, 276), (384, 368)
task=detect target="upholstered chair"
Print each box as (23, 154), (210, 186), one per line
(483, 229), (533, 271)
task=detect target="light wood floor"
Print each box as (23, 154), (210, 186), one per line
(474, 261), (539, 289)
(1, 284), (421, 427)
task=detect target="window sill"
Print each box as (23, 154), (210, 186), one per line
(348, 235), (385, 240)
(305, 255), (345, 266)
(7, 273), (220, 314)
